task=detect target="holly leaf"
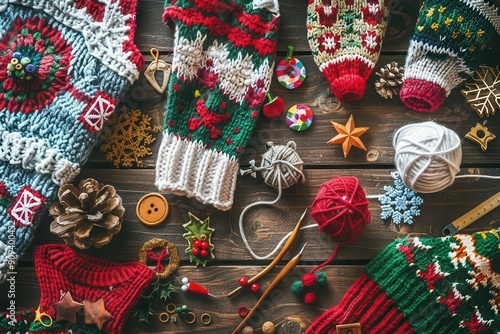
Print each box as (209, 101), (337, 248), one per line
(132, 305), (155, 324)
(461, 65), (500, 118)
(183, 213), (215, 267)
(158, 282), (175, 301)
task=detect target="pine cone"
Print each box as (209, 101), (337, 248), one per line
(49, 178), (125, 249)
(375, 61), (404, 99)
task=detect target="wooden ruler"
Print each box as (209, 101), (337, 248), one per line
(442, 192), (500, 236)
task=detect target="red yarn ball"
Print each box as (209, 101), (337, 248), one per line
(302, 273), (317, 287)
(310, 176), (370, 244)
(304, 292), (317, 304)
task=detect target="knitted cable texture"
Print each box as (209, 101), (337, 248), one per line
(0, 1), (143, 283)
(307, 0), (390, 101)
(155, 0), (280, 211)
(307, 229), (500, 334)
(400, 0), (500, 112)
(38, 244), (154, 333)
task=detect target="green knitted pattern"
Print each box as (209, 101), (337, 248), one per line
(163, 0), (279, 158)
(367, 229), (500, 333)
(413, 0), (497, 60)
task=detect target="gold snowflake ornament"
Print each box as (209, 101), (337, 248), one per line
(461, 65), (500, 118)
(100, 107), (160, 167)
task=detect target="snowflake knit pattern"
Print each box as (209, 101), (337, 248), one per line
(307, 0), (390, 101)
(0, 1), (143, 283)
(0, 244), (155, 333)
(156, 0), (280, 211)
(400, 0), (500, 112)
(307, 228), (500, 334)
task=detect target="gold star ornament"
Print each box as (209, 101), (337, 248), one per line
(83, 298), (112, 330)
(327, 114), (369, 157)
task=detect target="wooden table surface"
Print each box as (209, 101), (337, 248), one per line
(2, 1), (500, 333)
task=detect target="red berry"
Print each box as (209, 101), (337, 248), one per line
(238, 277), (248, 286)
(304, 292), (317, 304)
(200, 241), (209, 250)
(193, 239), (201, 248)
(191, 247), (200, 256)
(250, 283), (259, 292)
(200, 249), (209, 257)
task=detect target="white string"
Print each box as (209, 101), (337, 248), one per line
(355, 174), (500, 202)
(456, 175), (500, 180)
(239, 142), (305, 260)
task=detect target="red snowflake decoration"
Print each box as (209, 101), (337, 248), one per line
(361, 30), (381, 54)
(318, 32), (341, 53)
(361, 3), (384, 26)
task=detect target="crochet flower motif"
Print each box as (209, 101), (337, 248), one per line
(0, 17), (72, 113)
(379, 171), (423, 225)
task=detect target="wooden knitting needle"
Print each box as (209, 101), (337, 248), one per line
(227, 208), (308, 297)
(232, 243), (306, 334)
(232, 246), (306, 333)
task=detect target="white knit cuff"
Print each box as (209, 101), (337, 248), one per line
(155, 133), (239, 211)
(404, 40), (471, 96)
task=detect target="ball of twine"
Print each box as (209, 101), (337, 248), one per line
(393, 121), (462, 193)
(310, 176), (370, 244)
(259, 141), (305, 189)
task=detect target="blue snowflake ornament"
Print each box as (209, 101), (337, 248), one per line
(379, 171), (423, 225)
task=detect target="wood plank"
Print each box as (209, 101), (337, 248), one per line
(89, 53), (500, 167)
(0, 266), (365, 333)
(22, 168), (500, 264)
(134, 0), (419, 53)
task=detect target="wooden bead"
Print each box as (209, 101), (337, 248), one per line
(242, 325), (254, 334)
(262, 321), (276, 334)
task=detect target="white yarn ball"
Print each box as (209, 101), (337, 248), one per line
(393, 121), (462, 193)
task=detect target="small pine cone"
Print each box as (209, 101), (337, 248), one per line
(49, 178), (125, 249)
(375, 61), (404, 99)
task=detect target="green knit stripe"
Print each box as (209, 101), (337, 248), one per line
(367, 239), (465, 333)
(413, 0), (496, 61)
(367, 237), (499, 333)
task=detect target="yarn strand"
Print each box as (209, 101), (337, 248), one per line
(239, 142), (305, 260)
(311, 244), (339, 274)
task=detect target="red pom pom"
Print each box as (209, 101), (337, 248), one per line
(262, 94), (285, 118)
(310, 176), (370, 244)
(304, 292), (317, 304)
(301, 273), (317, 287)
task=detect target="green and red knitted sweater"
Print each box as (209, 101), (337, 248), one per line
(308, 229), (500, 333)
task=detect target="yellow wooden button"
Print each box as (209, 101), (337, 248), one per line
(136, 193), (169, 226)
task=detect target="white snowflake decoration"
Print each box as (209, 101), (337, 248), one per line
(379, 171), (424, 225)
